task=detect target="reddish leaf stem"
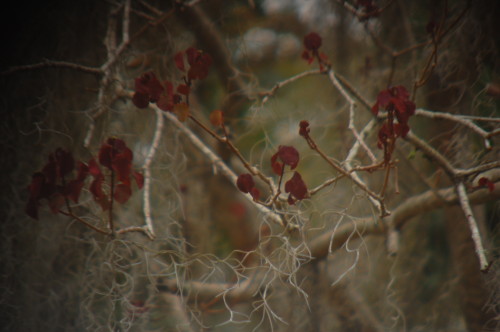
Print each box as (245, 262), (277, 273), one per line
(58, 209), (111, 235)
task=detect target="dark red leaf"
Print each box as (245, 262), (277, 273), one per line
(90, 175), (105, 201)
(394, 123), (410, 138)
(186, 47), (198, 66)
(236, 173), (255, 193)
(157, 81), (175, 112)
(174, 51), (185, 71)
(277, 145), (300, 169)
(177, 84), (190, 95)
(133, 171), (144, 189)
(132, 92), (150, 109)
(188, 64), (209, 80)
(157, 93), (173, 112)
(250, 187), (260, 201)
(55, 148), (74, 177)
(75, 162), (89, 182)
(42, 155), (57, 185)
(28, 172), (46, 199)
(270, 153), (283, 175)
(112, 150), (133, 183)
(66, 179), (85, 203)
(304, 32), (322, 51)
(134, 71), (164, 102)
(114, 183), (132, 204)
(185, 48), (212, 80)
(88, 158), (102, 177)
(285, 171), (308, 202)
(98, 144), (114, 170)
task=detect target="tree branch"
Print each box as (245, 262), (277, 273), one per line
(309, 179), (500, 261)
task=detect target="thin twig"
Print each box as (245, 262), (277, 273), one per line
(140, 107), (164, 239)
(415, 108), (495, 150)
(58, 209), (111, 235)
(1, 60), (103, 76)
(455, 182), (489, 270)
(116, 226), (155, 239)
(260, 69), (323, 105)
(328, 70), (376, 162)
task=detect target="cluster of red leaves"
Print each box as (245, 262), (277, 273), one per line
(271, 145), (308, 205)
(90, 138), (144, 210)
(174, 47), (213, 81)
(26, 149), (88, 219)
(301, 32), (329, 70)
(26, 139), (143, 219)
(372, 86), (415, 163)
(236, 146), (308, 205)
(236, 173), (260, 201)
(132, 47), (212, 121)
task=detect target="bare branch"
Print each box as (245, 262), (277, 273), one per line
(260, 69), (323, 105)
(140, 107), (164, 239)
(416, 108), (497, 150)
(309, 179), (500, 260)
(455, 182), (489, 270)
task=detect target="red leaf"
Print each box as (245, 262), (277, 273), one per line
(88, 158), (102, 177)
(28, 172), (46, 200)
(75, 162), (89, 182)
(250, 187), (260, 201)
(174, 51), (185, 71)
(177, 84), (190, 96)
(112, 149), (133, 183)
(394, 123), (410, 138)
(157, 81), (175, 112)
(185, 48), (212, 80)
(114, 183), (132, 204)
(186, 47), (198, 66)
(284, 171), (308, 202)
(303, 32), (322, 51)
(134, 71), (164, 102)
(236, 173), (255, 193)
(133, 171), (144, 189)
(98, 144), (114, 170)
(277, 145), (300, 169)
(90, 175), (106, 201)
(132, 92), (150, 109)
(66, 179), (85, 203)
(55, 148), (74, 177)
(42, 155), (57, 185)
(270, 153), (284, 175)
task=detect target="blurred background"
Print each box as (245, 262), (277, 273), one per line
(1, 0), (500, 331)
